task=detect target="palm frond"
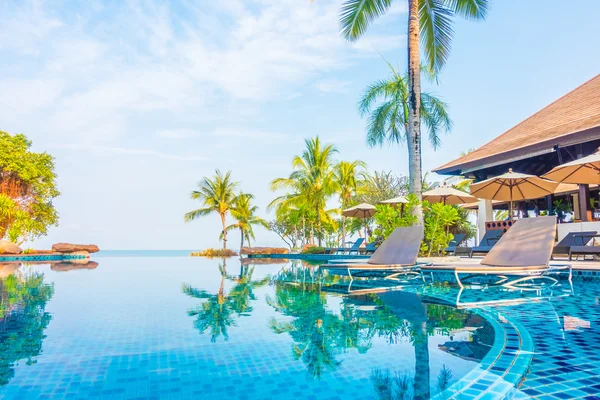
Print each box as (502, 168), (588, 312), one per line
(339, 0), (393, 41)
(419, 0), (454, 74)
(447, 0), (489, 20)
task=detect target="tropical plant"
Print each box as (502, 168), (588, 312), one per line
(184, 170), (239, 249)
(372, 195), (420, 241)
(190, 248), (238, 257)
(223, 194), (268, 250)
(270, 137), (339, 246)
(340, 0), (489, 224)
(423, 202), (460, 256)
(0, 131), (60, 243)
(334, 160), (366, 246)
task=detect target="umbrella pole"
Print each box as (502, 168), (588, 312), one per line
(509, 185), (513, 220)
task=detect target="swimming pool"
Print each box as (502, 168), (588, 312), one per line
(0, 256), (597, 399)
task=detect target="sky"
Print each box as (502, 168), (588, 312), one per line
(2, 0), (599, 250)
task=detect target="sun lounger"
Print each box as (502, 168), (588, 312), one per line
(320, 225), (425, 280)
(328, 237), (364, 254)
(469, 230), (503, 257)
(568, 232), (600, 260)
(359, 241), (377, 255)
(454, 216), (572, 288)
(552, 231), (597, 257)
(445, 233), (466, 255)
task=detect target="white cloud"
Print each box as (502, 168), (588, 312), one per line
(212, 127), (288, 141)
(313, 78), (352, 93)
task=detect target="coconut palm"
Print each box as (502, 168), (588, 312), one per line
(223, 194), (268, 250)
(334, 160), (366, 246)
(184, 170), (239, 249)
(340, 0), (489, 223)
(270, 137), (339, 246)
(226, 264), (270, 316)
(359, 64), (452, 151)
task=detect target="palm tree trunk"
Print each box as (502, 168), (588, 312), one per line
(221, 213), (227, 250)
(316, 205), (322, 247)
(407, 0), (424, 225)
(240, 228), (244, 251)
(341, 216), (346, 247)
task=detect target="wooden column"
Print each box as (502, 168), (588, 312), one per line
(579, 184), (590, 222)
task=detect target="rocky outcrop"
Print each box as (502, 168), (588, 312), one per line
(301, 244), (317, 252)
(52, 243), (99, 253)
(240, 246), (289, 255)
(51, 261), (99, 272)
(0, 240), (22, 254)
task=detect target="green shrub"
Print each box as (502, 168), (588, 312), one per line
(301, 246), (326, 254)
(191, 248), (238, 257)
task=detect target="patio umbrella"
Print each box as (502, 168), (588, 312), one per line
(378, 196), (408, 216)
(469, 169), (559, 219)
(422, 183), (477, 205)
(342, 203), (376, 241)
(542, 152), (600, 184)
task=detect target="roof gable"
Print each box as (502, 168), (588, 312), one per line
(434, 74), (600, 174)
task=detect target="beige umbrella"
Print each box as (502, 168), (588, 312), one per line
(542, 152), (600, 184)
(378, 196), (408, 206)
(342, 203), (376, 241)
(422, 183), (477, 205)
(469, 169), (559, 219)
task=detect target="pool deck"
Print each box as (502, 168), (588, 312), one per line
(421, 256), (600, 272)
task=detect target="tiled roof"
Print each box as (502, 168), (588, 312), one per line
(434, 74), (600, 174)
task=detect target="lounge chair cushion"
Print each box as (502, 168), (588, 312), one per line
(482, 216), (556, 268)
(367, 225), (424, 266)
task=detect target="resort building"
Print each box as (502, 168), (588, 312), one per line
(434, 74), (600, 240)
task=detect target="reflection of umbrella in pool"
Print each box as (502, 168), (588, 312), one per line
(342, 203), (376, 241)
(542, 151), (600, 184)
(470, 169), (558, 219)
(423, 183), (477, 205)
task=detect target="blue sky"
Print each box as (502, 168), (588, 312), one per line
(2, 0), (599, 250)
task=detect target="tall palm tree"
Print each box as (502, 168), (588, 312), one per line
(224, 194), (268, 250)
(334, 160), (366, 246)
(184, 170), (239, 250)
(359, 63), (452, 151)
(340, 0), (489, 223)
(270, 137), (339, 246)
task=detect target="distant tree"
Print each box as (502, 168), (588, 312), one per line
(270, 137), (338, 246)
(0, 131), (60, 244)
(334, 160), (366, 246)
(184, 170), (239, 250)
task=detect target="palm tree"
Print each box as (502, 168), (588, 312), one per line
(224, 194), (268, 250)
(270, 137), (339, 246)
(340, 0), (489, 223)
(334, 160), (366, 246)
(359, 64), (452, 152)
(184, 170), (239, 249)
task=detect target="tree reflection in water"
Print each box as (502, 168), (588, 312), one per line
(0, 271), (54, 385)
(183, 258), (269, 342)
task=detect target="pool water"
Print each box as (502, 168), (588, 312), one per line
(0, 256), (598, 399)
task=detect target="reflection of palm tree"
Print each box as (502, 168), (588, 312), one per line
(183, 262), (233, 342)
(183, 259), (269, 342)
(0, 272), (54, 385)
(267, 279), (343, 378)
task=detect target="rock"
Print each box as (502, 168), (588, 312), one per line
(32, 249), (54, 254)
(51, 261), (99, 272)
(0, 240), (22, 254)
(240, 247), (289, 255)
(301, 244), (317, 252)
(0, 263), (20, 278)
(52, 243), (99, 253)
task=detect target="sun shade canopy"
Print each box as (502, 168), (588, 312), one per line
(470, 169), (558, 201)
(542, 152), (600, 184)
(342, 203), (376, 218)
(423, 183), (477, 205)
